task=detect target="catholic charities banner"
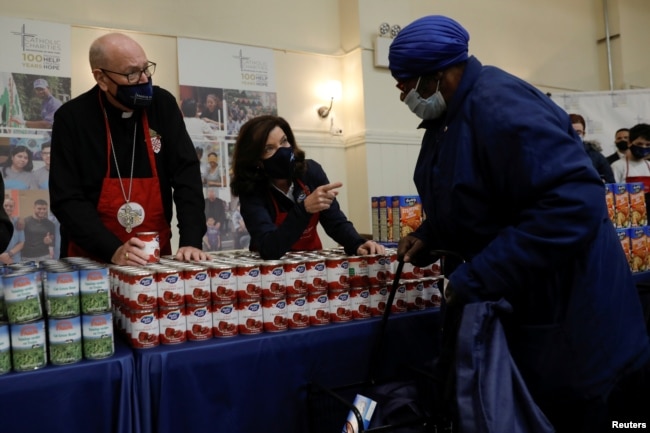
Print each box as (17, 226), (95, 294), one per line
(176, 38), (277, 252)
(0, 17), (71, 262)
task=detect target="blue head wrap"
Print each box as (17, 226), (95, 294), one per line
(389, 15), (470, 81)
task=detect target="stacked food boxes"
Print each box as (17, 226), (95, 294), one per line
(371, 196), (423, 244)
(607, 182), (649, 273)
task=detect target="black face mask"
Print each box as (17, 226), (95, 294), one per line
(112, 77), (154, 109)
(615, 140), (629, 152)
(263, 147), (295, 179)
(629, 145), (650, 160)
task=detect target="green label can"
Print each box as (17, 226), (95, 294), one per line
(45, 268), (80, 318)
(2, 270), (43, 324)
(0, 322), (11, 374)
(82, 312), (114, 360)
(78, 266), (111, 314)
(10, 319), (47, 371)
(48, 316), (82, 365)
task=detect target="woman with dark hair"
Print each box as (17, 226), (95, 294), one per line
(231, 115), (384, 259)
(1, 145), (37, 190)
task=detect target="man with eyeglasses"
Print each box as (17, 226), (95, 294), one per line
(49, 32), (207, 265)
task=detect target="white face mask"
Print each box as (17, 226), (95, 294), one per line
(403, 77), (446, 120)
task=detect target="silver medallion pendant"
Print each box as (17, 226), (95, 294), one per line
(117, 202), (145, 233)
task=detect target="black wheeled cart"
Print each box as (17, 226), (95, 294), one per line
(307, 259), (454, 433)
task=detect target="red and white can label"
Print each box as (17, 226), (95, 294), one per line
(208, 264), (237, 303)
(385, 251), (398, 281)
(326, 256), (349, 290)
(262, 296), (288, 333)
(235, 262), (262, 299)
(137, 231), (160, 263)
(369, 285), (388, 317)
(391, 282), (408, 314)
(350, 287), (371, 320)
(127, 270), (157, 310)
(422, 277), (443, 308)
(422, 260), (442, 278)
(158, 305), (186, 345)
(347, 256), (369, 288)
(328, 289), (352, 323)
(367, 254), (389, 287)
(307, 290), (330, 326)
(304, 257), (328, 293)
(260, 261), (286, 298)
(401, 262), (424, 280)
(284, 260), (307, 295)
(212, 300), (238, 338)
(286, 293), (310, 329)
(237, 297), (263, 335)
(183, 266), (211, 304)
(129, 308), (160, 349)
(155, 268), (184, 308)
(405, 279), (425, 311)
(186, 303), (213, 341)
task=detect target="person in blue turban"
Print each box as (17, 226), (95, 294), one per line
(388, 15), (469, 81)
(389, 15), (650, 433)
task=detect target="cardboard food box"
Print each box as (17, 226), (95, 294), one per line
(378, 196), (392, 243)
(371, 197), (380, 242)
(391, 196), (422, 242)
(627, 182), (647, 227)
(628, 226), (647, 273)
(605, 183), (616, 225)
(613, 183), (631, 229)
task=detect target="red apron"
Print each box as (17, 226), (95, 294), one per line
(272, 179), (322, 251)
(67, 95), (172, 261)
(625, 159), (650, 193)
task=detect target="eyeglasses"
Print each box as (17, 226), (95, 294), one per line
(100, 61), (156, 84)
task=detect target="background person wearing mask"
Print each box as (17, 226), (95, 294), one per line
(230, 115), (384, 260)
(568, 113), (615, 183)
(50, 33), (206, 265)
(607, 127), (630, 164)
(607, 128), (630, 164)
(389, 15), (650, 432)
(611, 124), (650, 187)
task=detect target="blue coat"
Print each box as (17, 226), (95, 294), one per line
(410, 56), (650, 400)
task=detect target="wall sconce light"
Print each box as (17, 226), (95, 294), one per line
(317, 80), (342, 118)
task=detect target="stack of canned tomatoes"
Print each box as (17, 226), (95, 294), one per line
(111, 247), (444, 350)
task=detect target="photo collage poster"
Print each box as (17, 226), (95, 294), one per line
(0, 17), (71, 264)
(177, 38), (278, 251)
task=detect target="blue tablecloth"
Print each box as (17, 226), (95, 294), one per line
(134, 308), (441, 433)
(0, 337), (139, 433)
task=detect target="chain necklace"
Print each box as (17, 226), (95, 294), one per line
(104, 109), (145, 233)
